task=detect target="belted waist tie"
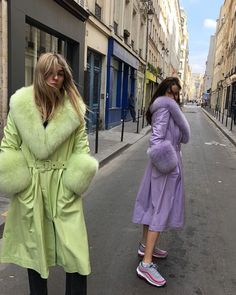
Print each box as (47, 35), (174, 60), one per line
(28, 160), (67, 171)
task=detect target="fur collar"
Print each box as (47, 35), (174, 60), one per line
(10, 86), (85, 160)
(150, 96), (190, 142)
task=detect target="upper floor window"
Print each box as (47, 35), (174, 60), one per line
(114, 21), (118, 35)
(131, 40), (134, 49)
(95, 3), (102, 20)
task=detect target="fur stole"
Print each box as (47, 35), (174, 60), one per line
(10, 86), (85, 160)
(148, 96), (190, 174)
(150, 96), (190, 143)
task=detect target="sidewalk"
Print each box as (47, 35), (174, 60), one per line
(88, 118), (151, 166)
(202, 107), (236, 147)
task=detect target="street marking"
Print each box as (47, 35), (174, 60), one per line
(205, 141), (226, 146)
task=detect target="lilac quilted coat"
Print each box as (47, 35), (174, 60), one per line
(132, 96), (190, 232)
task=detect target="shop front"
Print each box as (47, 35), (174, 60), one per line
(145, 70), (159, 110)
(105, 38), (139, 129)
(85, 49), (102, 131)
(8, 0), (89, 97)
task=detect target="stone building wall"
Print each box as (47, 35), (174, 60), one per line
(0, 0), (8, 139)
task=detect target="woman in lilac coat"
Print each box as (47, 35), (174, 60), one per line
(132, 77), (190, 287)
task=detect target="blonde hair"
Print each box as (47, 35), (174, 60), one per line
(33, 52), (85, 123)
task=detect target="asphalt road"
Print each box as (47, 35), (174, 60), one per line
(1, 106), (236, 295)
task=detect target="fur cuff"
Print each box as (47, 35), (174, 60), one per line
(0, 150), (31, 195)
(148, 141), (178, 174)
(63, 153), (99, 196)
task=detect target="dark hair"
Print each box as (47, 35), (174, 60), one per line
(146, 77), (181, 125)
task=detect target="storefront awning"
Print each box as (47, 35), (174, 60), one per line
(146, 70), (156, 83)
(113, 40), (139, 69)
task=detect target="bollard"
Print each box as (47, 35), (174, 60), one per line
(226, 109), (229, 127)
(136, 109), (140, 134)
(142, 107), (145, 129)
(222, 109), (224, 124)
(121, 118), (125, 142)
(230, 113), (233, 131)
(95, 112), (99, 154)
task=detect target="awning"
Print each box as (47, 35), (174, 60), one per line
(146, 70), (156, 83)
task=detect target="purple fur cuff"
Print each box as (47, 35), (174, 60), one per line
(148, 141), (178, 174)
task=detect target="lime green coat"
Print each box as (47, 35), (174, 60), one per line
(0, 86), (98, 278)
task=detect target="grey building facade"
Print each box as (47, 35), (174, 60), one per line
(0, 0), (89, 138)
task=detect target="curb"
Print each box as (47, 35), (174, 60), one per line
(95, 126), (151, 168)
(202, 108), (236, 147)
(97, 143), (131, 168)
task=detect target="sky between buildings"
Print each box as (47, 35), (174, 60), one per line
(179, 0), (224, 74)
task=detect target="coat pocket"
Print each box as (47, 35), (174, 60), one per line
(62, 183), (74, 201)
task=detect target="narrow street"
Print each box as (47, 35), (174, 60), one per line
(86, 105), (236, 295)
(1, 106), (236, 294)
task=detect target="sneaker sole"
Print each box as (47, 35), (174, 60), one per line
(136, 267), (166, 287)
(138, 249), (168, 259)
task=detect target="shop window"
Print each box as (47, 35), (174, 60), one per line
(86, 49), (102, 130)
(111, 59), (119, 108)
(114, 22), (118, 35)
(25, 23), (65, 86)
(86, 50), (102, 108)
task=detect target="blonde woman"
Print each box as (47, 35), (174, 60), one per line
(0, 53), (98, 295)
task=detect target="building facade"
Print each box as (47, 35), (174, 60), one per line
(203, 35), (216, 105)
(0, 0), (89, 138)
(206, 0), (236, 116)
(210, 4), (226, 111)
(84, 0), (110, 130)
(0, 0), (7, 139)
(104, 0), (146, 128)
(0, 0), (191, 136)
(144, 0), (189, 109)
(223, 0), (236, 115)
(179, 8), (189, 103)
(192, 73), (203, 103)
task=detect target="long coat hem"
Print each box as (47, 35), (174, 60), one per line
(132, 219), (184, 232)
(0, 256), (51, 279)
(0, 256), (91, 279)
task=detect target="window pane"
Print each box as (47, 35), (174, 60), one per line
(93, 70), (99, 105)
(111, 69), (118, 107)
(111, 59), (119, 108)
(25, 23), (66, 86)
